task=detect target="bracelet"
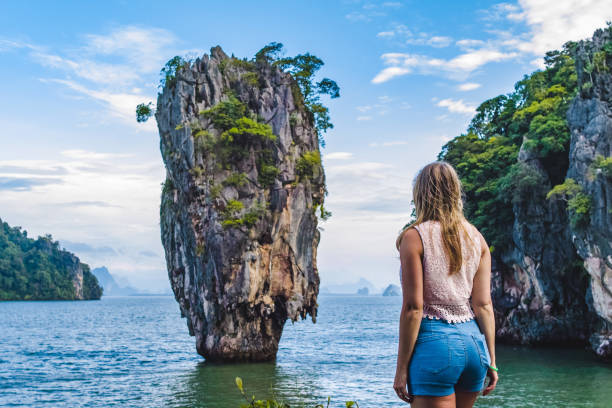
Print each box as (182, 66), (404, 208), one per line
(488, 364), (499, 372)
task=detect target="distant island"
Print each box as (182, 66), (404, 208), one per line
(0, 218), (103, 300)
(92, 266), (141, 296)
(382, 284), (401, 296)
(357, 287), (369, 295)
(321, 277), (382, 294)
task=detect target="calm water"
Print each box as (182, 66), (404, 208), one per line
(1, 295), (610, 407)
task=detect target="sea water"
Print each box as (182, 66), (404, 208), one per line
(1, 295), (610, 407)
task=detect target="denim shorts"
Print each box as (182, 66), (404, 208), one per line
(408, 317), (491, 396)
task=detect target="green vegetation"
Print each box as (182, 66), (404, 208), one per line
(0, 219), (102, 300)
(200, 94), (247, 130)
(223, 172), (248, 187)
(220, 200), (267, 229)
(160, 55), (191, 89)
(235, 377), (359, 408)
(136, 102), (153, 123)
(438, 39), (581, 252)
(296, 151), (322, 179)
(591, 154), (612, 178)
(270, 45), (340, 147)
(235, 41), (341, 146)
(199, 94), (279, 186)
(546, 178), (592, 228)
(210, 183), (222, 199)
(314, 203), (332, 221)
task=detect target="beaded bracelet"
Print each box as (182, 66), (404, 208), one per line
(488, 365), (499, 372)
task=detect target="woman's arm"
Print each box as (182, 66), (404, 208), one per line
(471, 231), (498, 395)
(393, 227), (424, 403)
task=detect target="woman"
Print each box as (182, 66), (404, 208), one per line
(393, 161), (498, 408)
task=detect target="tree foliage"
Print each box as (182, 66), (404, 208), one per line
(438, 40), (579, 252)
(136, 102), (153, 123)
(0, 218), (102, 300)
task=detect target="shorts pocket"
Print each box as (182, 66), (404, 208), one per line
(413, 335), (450, 374)
(472, 333), (490, 368)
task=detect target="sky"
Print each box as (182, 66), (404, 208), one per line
(0, 0), (611, 293)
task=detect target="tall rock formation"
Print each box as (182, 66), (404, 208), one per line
(566, 29), (612, 360)
(490, 27), (611, 361)
(155, 47), (325, 361)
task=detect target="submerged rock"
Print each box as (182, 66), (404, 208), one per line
(155, 47), (326, 361)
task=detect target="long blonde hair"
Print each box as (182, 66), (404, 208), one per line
(395, 161), (477, 275)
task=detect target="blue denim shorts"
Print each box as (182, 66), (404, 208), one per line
(408, 317), (491, 397)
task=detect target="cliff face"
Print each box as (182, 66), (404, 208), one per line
(492, 142), (596, 346)
(491, 27), (611, 361)
(566, 29), (612, 360)
(155, 47), (325, 361)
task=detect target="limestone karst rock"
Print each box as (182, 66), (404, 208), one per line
(490, 27), (612, 361)
(155, 46), (327, 361)
(566, 28), (612, 361)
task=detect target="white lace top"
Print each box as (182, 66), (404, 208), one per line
(399, 219), (482, 323)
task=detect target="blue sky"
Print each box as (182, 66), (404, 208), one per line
(1, 0), (610, 292)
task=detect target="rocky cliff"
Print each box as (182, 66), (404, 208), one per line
(566, 29), (612, 360)
(155, 46), (326, 361)
(491, 27), (611, 361)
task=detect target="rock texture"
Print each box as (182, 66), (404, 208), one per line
(491, 140), (596, 346)
(566, 28), (612, 360)
(155, 47), (325, 361)
(491, 27), (611, 361)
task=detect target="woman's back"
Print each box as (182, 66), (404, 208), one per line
(400, 219), (482, 323)
(393, 161), (497, 406)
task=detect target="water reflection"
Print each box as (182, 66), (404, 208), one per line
(168, 361), (325, 408)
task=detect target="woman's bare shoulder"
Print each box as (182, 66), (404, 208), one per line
(465, 221), (488, 254)
(399, 226), (424, 255)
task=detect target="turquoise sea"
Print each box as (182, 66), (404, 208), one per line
(1, 295), (610, 407)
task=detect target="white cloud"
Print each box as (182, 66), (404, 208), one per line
(324, 152), (353, 160)
(457, 82), (481, 91)
(446, 49), (518, 71)
(372, 65), (413, 84)
(456, 39), (486, 50)
(372, 0), (612, 85)
(513, 0), (612, 55)
(0, 151), (167, 291)
(371, 49), (516, 83)
(436, 98), (476, 115)
(40, 78), (157, 132)
(377, 31), (396, 38)
(5, 25), (182, 131)
(354, 95), (397, 118)
(376, 24), (453, 48)
(317, 160), (415, 286)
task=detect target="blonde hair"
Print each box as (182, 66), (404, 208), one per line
(395, 161), (478, 275)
